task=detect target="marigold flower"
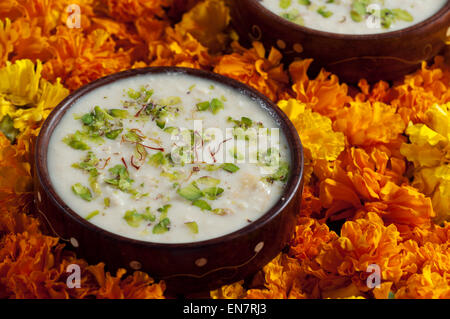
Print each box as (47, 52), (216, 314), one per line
(288, 59), (352, 117)
(289, 217), (338, 261)
(147, 27), (213, 69)
(401, 103), (450, 224)
(175, 0), (231, 53)
(315, 213), (404, 286)
(214, 41), (289, 101)
(395, 265), (450, 299)
(43, 27), (132, 91)
(210, 281), (246, 299)
(333, 101), (406, 151)
(278, 99), (346, 162)
(245, 253), (304, 299)
(0, 59), (69, 139)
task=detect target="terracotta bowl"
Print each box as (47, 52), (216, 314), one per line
(230, 0), (450, 83)
(34, 67), (304, 295)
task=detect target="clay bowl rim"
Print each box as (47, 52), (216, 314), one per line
(35, 66), (304, 251)
(244, 0), (450, 39)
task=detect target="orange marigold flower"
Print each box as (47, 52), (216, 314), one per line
(319, 147), (407, 221)
(288, 59), (352, 117)
(361, 182), (435, 233)
(0, 231), (166, 299)
(245, 253), (304, 299)
(394, 57), (450, 125)
(102, 0), (171, 23)
(42, 27), (132, 90)
(148, 27), (213, 69)
(289, 217), (338, 261)
(214, 41), (289, 101)
(395, 265), (450, 299)
(315, 213), (404, 285)
(210, 280), (246, 299)
(333, 101), (406, 150)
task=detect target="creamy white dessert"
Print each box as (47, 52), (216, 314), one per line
(260, 0), (446, 34)
(48, 72), (291, 243)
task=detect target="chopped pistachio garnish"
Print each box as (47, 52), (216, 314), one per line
(185, 221), (199, 234)
(123, 208), (156, 228)
(221, 163), (240, 173)
(202, 164), (221, 172)
(124, 129), (144, 143)
(163, 126), (180, 135)
(105, 128), (123, 140)
(71, 183), (93, 201)
(143, 207), (156, 222)
(196, 98), (224, 114)
(195, 176), (220, 187)
(159, 96), (181, 106)
(148, 151), (167, 166)
(63, 131), (90, 150)
(193, 199), (212, 211)
(72, 152), (101, 195)
(227, 116), (254, 130)
(281, 9), (304, 25)
(212, 208), (232, 216)
(157, 204), (172, 214)
(298, 0), (310, 5)
(127, 87), (154, 102)
(317, 6), (333, 18)
(86, 210), (100, 220)
(264, 161), (290, 184)
(160, 168), (184, 181)
(123, 209), (143, 228)
(279, 0), (291, 9)
(104, 164), (136, 195)
(177, 184), (203, 201)
(210, 98), (224, 114)
(152, 216), (171, 234)
(108, 109), (129, 118)
(104, 197), (110, 208)
(203, 187), (224, 200)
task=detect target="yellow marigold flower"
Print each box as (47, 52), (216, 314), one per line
(279, 99), (345, 162)
(175, 0), (231, 53)
(0, 59), (69, 141)
(401, 103), (450, 224)
(278, 99), (345, 185)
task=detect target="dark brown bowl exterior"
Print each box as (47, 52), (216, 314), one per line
(34, 67), (304, 295)
(230, 0), (450, 83)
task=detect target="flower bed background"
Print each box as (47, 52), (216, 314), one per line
(0, 0), (449, 299)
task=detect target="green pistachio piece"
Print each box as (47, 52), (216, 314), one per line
(221, 163), (240, 173)
(192, 199), (212, 211)
(86, 210), (100, 220)
(71, 183), (93, 201)
(177, 184), (203, 201)
(185, 221), (199, 234)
